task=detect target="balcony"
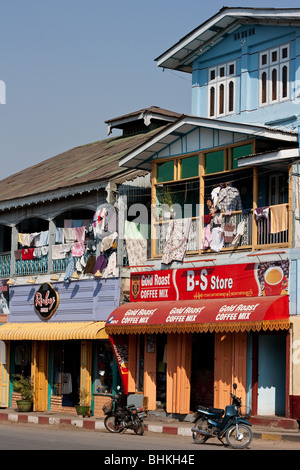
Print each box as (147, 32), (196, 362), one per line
(153, 203), (289, 258)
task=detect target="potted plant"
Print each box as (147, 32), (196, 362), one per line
(76, 388), (91, 417)
(13, 374), (34, 412)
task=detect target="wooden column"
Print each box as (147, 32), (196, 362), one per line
(151, 162), (157, 258)
(127, 335), (137, 393)
(80, 340), (92, 405)
(252, 166), (258, 249)
(143, 334), (157, 410)
(199, 153), (205, 252)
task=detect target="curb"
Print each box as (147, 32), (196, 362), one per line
(0, 412), (299, 442)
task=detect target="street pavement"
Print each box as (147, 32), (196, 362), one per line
(0, 407), (299, 444)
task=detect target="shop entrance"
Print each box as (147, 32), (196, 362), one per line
(190, 333), (214, 411)
(257, 334), (286, 416)
(53, 341), (81, 407)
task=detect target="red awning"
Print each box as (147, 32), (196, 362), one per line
(105, 295), (290, 334)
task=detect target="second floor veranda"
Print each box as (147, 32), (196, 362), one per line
(148, 164), (293, 261)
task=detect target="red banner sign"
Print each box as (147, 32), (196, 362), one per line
(130, 261), (289, 302)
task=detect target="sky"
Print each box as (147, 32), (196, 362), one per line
(1, 0), (300, 180)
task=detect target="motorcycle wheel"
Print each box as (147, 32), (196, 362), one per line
(133, 418), (144, 436)
(104, 415), (124, 433)
(192, 417), (209, 444)
(225, 424), (253, 449)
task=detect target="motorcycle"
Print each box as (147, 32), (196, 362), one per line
(102, 386), (146, 435)
(191, 383), (252, 449)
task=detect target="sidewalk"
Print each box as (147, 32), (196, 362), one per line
(0, 407), (299, 442)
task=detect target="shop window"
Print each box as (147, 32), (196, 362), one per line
(157, 160), (174, 183)
(259, 43), (290, 106)
(95, 342), (114, 394)
(179, 155), (199, 179)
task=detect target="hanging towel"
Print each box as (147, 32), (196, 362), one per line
(223, 223), (236, 243)
(56, 227), (64, 244)
(33, 230), (49, 247)
(201, 225), (211, 250)
(52, 244), (67, 260)
(22, 248), (34, 260)
(71, 241), (85, 257)
(63, 228), (77, 243)
(162, 218), (191, 264)
(74, 226), (86, 243)
(210, 227), (224, 252)
(270, 204), (288, 234)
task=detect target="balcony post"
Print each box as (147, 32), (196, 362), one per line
(9, 224), (18, 276)
(47, 218), (56, 274)
(252, 166), (258, 249)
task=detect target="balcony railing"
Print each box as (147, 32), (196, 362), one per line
(0, 204), (290, 277)
(153, 204), (289, 257)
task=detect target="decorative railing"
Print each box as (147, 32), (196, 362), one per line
(0, 252), (11, 277)
(153, 204), (289, 257)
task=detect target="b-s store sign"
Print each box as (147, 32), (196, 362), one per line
(130, 261), (289, 302)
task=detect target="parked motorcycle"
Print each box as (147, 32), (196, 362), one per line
(191, 383), (252, 449)
(102, 386), (146, 435)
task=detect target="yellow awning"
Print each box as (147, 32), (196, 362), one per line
(0, 321), (108, 341)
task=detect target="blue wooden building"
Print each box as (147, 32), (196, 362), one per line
(105, 8), (300, 424)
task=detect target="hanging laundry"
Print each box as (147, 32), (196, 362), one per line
(162, 218), (192, 265)
(216, 185), (243, 212)
(18, 233), (31, 247)
(64, 257), (75, 282)
(33, 247), (42, 259)
(231, 220), (246, 247)
(63, 227), (77, 243)
(270, 204), (288, 234)
(201, 224), (211, 250)
(56, 227), (65, 244)
(52, 244), (67, 260)
(223, 223), (236, 243)
(102, 252), (117, 277)
(93, 253), (108, 274)
(254, 206), (269, 222)
(211, 186), (221, 206)
(83, 254), (96, 274)
(210, 227), (224, 252)
(14, 250), (22, 260)
(100, 232), (118, 252)
(33, 230), (49, 247)
(71, 241), (85, 257)
(74, 226), (86, 243)
(21, 248), (34, 260)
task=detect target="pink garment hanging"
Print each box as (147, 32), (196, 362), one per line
(74, 226), (86, 242)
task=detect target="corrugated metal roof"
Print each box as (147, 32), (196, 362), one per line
(0, 321), (107, 340)
(0, 126), (166, 205)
